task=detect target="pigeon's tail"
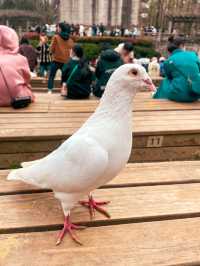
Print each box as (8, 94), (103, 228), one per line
(7, 168), (22, 181)
(7, 168), (39, 187)
(21, 159), (41, 168)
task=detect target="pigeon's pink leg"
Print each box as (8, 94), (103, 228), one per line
(56, 214), (86, 246)
(79, 194), (111, 220)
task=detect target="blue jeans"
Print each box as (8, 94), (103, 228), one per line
(39, 63), (51, 77)
(48, 61), (64, 91)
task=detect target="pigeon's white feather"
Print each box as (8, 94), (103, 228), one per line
(8, 64), (152, 215)
(9, 136), (108, 193)
(21, 159), (41, 168)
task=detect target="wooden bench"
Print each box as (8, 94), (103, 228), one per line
(1, 92), (200, 168)
(31, 77), (61, 89)
(1, 161), (200, 265)
(30, 77), (163, 92)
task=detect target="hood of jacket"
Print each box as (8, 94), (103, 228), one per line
(59, 31), (70, 40)
(0, 26), (19, 55)
(101, 49), (121, 62)
(59, 22), (70, 40)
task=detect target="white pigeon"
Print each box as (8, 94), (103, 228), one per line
(7, 64), (154, 245)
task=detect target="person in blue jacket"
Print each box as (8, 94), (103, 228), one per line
(153, 36), (200, 102)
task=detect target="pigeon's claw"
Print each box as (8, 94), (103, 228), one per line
(79, 195), (111, 220)
(56, 215), (86, 246)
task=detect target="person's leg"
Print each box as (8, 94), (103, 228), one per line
(39, 63), (45, 77)
(59, 63), (67, 96)
(48, 62), (59, 92)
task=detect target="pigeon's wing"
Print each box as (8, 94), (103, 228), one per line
(8, 135), (109, 193)
(21, 137), (72, 168)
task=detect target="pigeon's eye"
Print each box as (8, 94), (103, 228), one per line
(131, 69), (138, 75)
(129, 69), (138, 77)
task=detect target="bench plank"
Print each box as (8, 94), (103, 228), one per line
(1, 92), (200, 114)
(0, 103), (49, 113)
(1, 111), (200, 140)
(1, 161), (200, 195)
(1, 184), (200, 232)
(1, 218), (200, 266)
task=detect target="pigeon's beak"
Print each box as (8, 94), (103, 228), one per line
(143, 78), (156, 92)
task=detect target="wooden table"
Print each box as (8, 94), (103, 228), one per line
(1, 93), (200, 168)
(1, 161), (200, 265)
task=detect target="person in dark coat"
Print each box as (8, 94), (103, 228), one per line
(61, 44), (93, 99)
(153, 37), (200, 102)
(99, 23), (105, 36)
(92, 24), (97, 36)
(93, 49), (123, 98)
(19, 37), (37, 72)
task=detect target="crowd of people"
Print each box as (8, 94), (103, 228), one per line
(0, 22), (200, 109)
(33, 23), (157, 38)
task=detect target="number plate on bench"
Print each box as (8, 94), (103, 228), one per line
(147, 136), (164, 147)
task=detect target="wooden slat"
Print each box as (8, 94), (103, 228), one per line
(1, 110), (200, 140)
(0, 153), (48, 169)
(130, 146), (200, 162)
(1, 117), (200, 129)
(1, 183), (200, 232)
(48, 101), (200, 112)
(1, 218), (200, 266)
(0, 140), (61, 154)
(1, 161), (200, 195)
(0, 103), (49, 113)
(1, 92), (200, 113)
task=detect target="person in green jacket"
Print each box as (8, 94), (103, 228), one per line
(93, 48), (123, 98)
(153, 36), (200, 102)
(61, 44), (93, 99)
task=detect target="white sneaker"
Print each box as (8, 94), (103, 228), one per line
(48, 91), (52, 95)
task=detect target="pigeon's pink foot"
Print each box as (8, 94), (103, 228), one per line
(56, 215), (86, 246)
(79, 194), (111, 219)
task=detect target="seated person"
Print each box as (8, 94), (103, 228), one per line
(19, 37), (38, 73)
(93, 48), (123, 98)
(0, 26), (35, 107)
(153, 36), (200, 102)
(115, 42), (134, 63)
(61, 44), (92, 99)
(148, 57), (160, 77)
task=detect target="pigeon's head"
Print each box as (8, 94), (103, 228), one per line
(107, 63), (156, 96)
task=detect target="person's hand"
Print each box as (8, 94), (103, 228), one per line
(61, 83), (67, 97)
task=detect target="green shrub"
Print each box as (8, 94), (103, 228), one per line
(30, 38), (159, 60)
(30, 39), (39, 48)
(80, 43), (160, 60)
(29, 35), (154, 47)
(74, 36), (154, 48)
(134, 46), (160, 58)
(80, 43), (101, 60)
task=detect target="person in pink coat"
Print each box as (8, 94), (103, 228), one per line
(0, 26), (35, 107)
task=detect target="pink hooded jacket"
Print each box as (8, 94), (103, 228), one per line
(0, 26), (35, 107)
